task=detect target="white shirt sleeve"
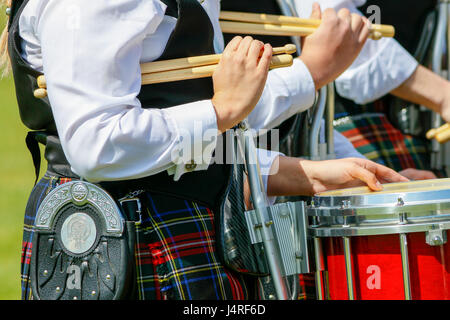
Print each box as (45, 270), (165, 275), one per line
(333, 130), (367, 159)
(248, 58), (317, 130)
(32, 0), (220, 183)
(318, 119), (366, 159)
(257, 148), (284, 205)
(293, 0), (419, 104)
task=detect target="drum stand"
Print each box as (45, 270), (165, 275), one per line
(309, 83), (337, 300)
(431, 0), (449, 173)
(235, 119), (311, 300)
(274, 1), (338, 299)
(234, 84), (338, 300)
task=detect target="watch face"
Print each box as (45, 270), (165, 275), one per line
(60, 212), (97, 254)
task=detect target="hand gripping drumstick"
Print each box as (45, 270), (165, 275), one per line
(219, 11), (395, 40)
(434, 126), (450, 144)
(141, 54), (293, 84)
(140, 43), (297, 74)
(34, 44), (296, 98)
(426, 123), (450, 144)
(426, 123), (450, 140)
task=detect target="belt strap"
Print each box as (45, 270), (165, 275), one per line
(25, 131), (46, 185)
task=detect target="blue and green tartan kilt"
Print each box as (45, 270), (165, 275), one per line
(334, 112), (437, 173)
(21, 173), (317, 300)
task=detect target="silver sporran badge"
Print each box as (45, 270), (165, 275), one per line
(71, 182), (88, 203)
(60, 212), (97, 254)
(35, 181), (124, 235)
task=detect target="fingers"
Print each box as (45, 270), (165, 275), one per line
(224, 36), (271, 75)
(247, 39), (265, 66)
(257, 43), (273, 73)
(358, 16), (371, 43)
(322, 8), (338, 24)
(310, 2), (322, 19)
(418, 171), (438, 180)
(373, 163), (410, 184)
(221, 36), (243, 65)
(348, 164), (383, 191)
(337, 9), (369, 44)
(353, 158), (409, 184)
(237, 36), (255, 57)
(399, 168), (437, 180)
(224, 36), (243, 54)
(350, 13), (364, 34)
(337, 8), (351, 25)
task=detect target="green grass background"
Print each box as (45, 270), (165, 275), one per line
(0, 14), (41, 300)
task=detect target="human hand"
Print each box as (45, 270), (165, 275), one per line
(299, 2), (370, 90)
(301, 157), (409, 194)
(439, 84), (450, 123)
(398, 168), (437, 181)
(212, 36), (273, 132)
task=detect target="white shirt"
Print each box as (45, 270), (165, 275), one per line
(19, 0), (316, 186)
(292, 0), (419, 160)
(293, 0), (419, 104)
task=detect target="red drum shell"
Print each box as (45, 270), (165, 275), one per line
(323, 232), (450, 300)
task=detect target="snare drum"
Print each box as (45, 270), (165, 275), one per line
(307, 178), (450, 300)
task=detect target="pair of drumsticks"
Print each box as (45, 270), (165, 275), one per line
(33, 44), (296, 99)
(34, 11), (395, 99)
(219, 11), (395, 40)
(427, 124), (450, 144)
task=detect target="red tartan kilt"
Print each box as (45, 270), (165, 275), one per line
(21, 173), (318, 300)
(334, 112), (432, 172)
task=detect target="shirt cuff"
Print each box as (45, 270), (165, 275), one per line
(270, 58), (317, 112)
(164, 99), (219, 180)
(257, 148), (284, 205)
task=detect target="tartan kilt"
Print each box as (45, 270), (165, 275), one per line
(20, 173), (317, 300)
(334, 112), (433, 173)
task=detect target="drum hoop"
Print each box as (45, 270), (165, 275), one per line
(307, 199), (450, 217)
(309, 220), (450, 237)
(314, 178), (450, 198)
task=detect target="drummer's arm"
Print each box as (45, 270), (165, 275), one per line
(390, 65), (450, 123)
(265, 156), (409, 197)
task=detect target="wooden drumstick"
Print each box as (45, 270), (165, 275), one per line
(220, 20), (389, 41)
(37, 75), (46, 88)
(34, 53), (294, 95)
(219, 10), (395, 39)
(435, 127), (450, 144)
(141, 44), (296, 74)
(426, 123), (450, 140)
(33, 75), (48, 99)
(142, 54), (293, 85)
(220, 21), (316, 38)
(33, 88), (47, 99)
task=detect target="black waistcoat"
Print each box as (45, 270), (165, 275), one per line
(8, 0), (232, 210)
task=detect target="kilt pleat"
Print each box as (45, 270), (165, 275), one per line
(21, 173), (319, 300)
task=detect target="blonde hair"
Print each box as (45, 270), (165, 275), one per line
(0, 0), (12, 77)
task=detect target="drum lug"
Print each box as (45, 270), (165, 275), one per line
(426, 229), (447, 246)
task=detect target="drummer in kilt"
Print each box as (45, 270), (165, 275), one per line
(1, 0), (409, 300)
